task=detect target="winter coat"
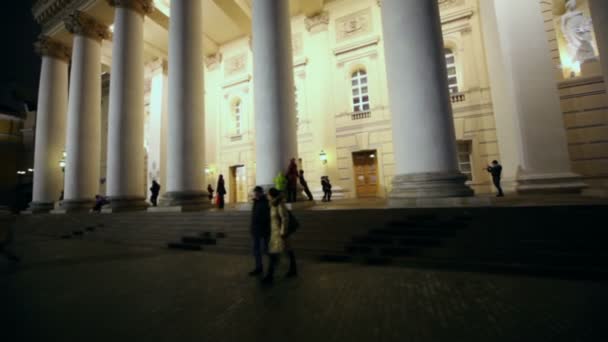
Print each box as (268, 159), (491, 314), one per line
(251, 197), (271, 238)
(286, 162), (299, 188)
(268, 195), (290, 254)
(217, 179), (227, 196)
(274, 173), (287, 191)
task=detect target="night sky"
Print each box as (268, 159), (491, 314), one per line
(0, 0), (41, 106)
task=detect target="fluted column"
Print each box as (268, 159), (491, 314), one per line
(62, 12), (109, 211)
(30, 37), (70, 213)
(589, 0), (608, 97)
(165, 0), (208, 208)
(106, 0), (152, 211)
(253, 0), (298, 188)
(480, 0), (585, 194)
(381, 0), (473, 199)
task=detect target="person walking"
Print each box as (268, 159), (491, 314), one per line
(249, 186), (271, 276)
(216, 175), (227, 209)
(321, 176), (333, 202)
(486, 160), (504, 197)
(262, 188), (297, 284)
(286, 158), (299, 203)
(299, 170), (313, 201)
(149, 180), (161, 207)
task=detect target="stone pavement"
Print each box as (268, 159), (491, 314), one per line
(1, 238), (606, 342)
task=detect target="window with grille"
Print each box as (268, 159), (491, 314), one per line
(233, 99), (241, 135)
(457, 141), (473, 181)
(351, 69), (370, 113)
(445, 49), (459, 94)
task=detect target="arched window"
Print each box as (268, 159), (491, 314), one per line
(445, 48), (459, 94)
(233, 99), (242, 135)
(351, 69), (370, 112)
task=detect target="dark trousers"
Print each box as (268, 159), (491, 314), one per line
(252, 236), (268, 270)
(266, 250), (297, 278)
(322, 190), (332, 202)
(150, 194), (158, 207)
(492, 177), (504, 196)
(287, 187), (297, 203)
(302, 185), (313, 201)
(218, 195), (225, 209)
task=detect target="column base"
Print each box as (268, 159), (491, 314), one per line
(158, 191), (211, 212)
(516, 172), (587, 194)
(57, 198), (95, 213)
(103, 196), (148, 213)
(29, 201), (55, 214)
(389, 172), (474, 200)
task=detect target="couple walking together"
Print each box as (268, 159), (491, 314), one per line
(250, 186), (297, 284)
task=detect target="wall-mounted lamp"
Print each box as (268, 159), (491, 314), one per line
(59, 150), (67, 171)
(319, 150), (328, 165)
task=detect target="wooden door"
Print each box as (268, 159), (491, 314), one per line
(353, 151), (378, 198)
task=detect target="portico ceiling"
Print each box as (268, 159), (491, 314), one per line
(34, 0), (330, 65)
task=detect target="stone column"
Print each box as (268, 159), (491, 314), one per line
(62, 12), (109, 211)
(480, 0), (585, 194)
(380, 0), (473, 199)
(106, 0), (152, 211)
(30, 37), (70, 213)
(589, 0), (608, 96)
(253, 0), (299, 188)
(165, 0), (208, 209)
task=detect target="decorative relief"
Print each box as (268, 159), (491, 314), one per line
(292, 33), (303, 56)
(305, 11), (329, 33)
(205, 53), (223, 70)
(64, 11), (111, 41)
(224, 53), (247, 77)
(34, 35), (71, 61)
(106, 0), (154, 15)
(336, 8), (372, 42)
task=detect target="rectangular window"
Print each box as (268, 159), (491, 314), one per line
(457, 141), (473, 181)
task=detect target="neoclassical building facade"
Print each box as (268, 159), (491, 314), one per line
(29, 0), (608, 211)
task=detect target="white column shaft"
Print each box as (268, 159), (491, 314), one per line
(107, 7), (145, 201)
(167, 0), (205, 197)
(32, 56), (68, 205)
(381, 0), (460, 175)
(64, 35), (102, 202)
(589, 0), (608, 96)
(253, 0), (298, 186)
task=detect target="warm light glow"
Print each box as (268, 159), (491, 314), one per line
(319, 150), (328, 164)
(370, 154), (376, 159)
(28, 168), (34, 172)
(62, 151), (67, 158)
(109, 24), (114, 33)
(59, 161), (66, 168)
(17, 171), (26, 175)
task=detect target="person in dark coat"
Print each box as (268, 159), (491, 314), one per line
(207, 184), (214, 201)
(299, 170), (313, 201)
(321, 176), (332, 202)
(249, 186), (271, 276)
(486, 160), (504, 197)
(286, 158), (299, 203)
(217, 175), (227, 209)
(149, 180), (161, 207)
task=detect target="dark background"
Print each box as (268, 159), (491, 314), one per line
(0, 0), (41, 111)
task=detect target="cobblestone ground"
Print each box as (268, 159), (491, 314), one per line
(1, 238), (606, 342)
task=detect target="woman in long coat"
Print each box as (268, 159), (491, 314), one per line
(263, 188), (297, 283)
(216, 175), (227, 209)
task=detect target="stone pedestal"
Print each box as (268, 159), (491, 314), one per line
(380, 0), (473, 199)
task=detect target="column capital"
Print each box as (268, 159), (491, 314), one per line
(64, 11), (111, 41)
(107, 0), (154, 16)
(305, 11), (329, 33)
(34, 35), (71, 62)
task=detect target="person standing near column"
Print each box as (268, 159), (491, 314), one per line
(485, 161), (504, 197)
(62, 11), (110, 212)
(30, 37), (70, 213)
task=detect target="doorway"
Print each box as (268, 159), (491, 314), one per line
(229, 165), (248, 203)
(352, 150), (379, 198)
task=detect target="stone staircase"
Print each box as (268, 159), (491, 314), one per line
(11, 205), (608, 277)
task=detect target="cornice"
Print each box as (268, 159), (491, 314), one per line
(65, 11), (111, 41)
(106, 0), (154, 16)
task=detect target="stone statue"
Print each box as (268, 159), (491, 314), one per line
(560, 0), (596, 63)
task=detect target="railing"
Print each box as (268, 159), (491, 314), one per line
(351, 111), (371, 120)
(450, 93), (466, 103)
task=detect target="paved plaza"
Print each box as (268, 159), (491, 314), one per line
(1, 237), (606, 342)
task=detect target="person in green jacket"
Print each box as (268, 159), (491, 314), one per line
(274, 172), (287, 192)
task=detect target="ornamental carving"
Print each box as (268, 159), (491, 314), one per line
(106, 0), (154, 15)
(34, 35), (71, 61)
(305, 11), (329, 32)
(205, 53), (223, 70)
(224, 53), (247, 77)
(336, 8), (372, 42)
(64, 11), (110, 41)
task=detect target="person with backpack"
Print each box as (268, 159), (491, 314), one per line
(263, 188), (298, 284)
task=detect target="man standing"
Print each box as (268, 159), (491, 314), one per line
(149, 180), (161, 207)
(299, 170), (313, 201)
(249, 186), (271, 276)
(486, 160), (504, 197)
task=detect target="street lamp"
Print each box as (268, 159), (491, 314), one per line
(319, 150), (328, 165)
